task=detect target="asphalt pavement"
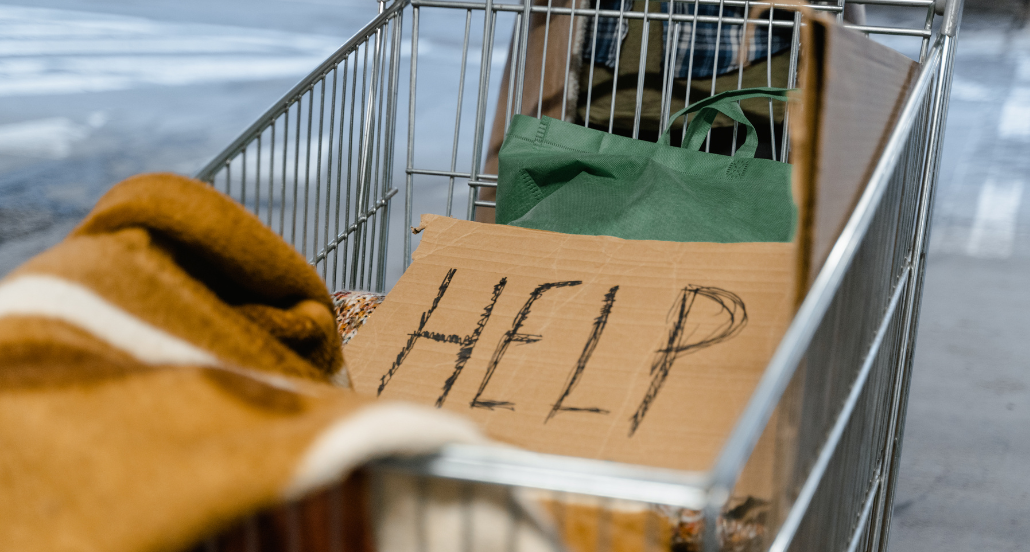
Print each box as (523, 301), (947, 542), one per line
(0, 1), (1026, 550)
(0, 0), (380, 274)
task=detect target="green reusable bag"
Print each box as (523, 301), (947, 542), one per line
(495, 87), (796, 243)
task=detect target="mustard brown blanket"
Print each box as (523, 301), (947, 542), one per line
(0, 173), (506, 552)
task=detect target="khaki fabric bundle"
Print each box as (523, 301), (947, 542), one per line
(0, 174), (548, 552)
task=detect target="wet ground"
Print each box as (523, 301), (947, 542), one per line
(887, 6), (1030, 550)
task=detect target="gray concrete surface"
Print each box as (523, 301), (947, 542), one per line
(0, 0), (1026, 550)
(889, 255), (1030, 550)
(886, 10), (1030, 551)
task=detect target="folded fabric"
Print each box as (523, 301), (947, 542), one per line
(0, 173), (538, 552)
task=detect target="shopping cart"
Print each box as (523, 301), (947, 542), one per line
(194, 0), (961, 549)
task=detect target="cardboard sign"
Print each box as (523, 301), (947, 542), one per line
(346, 215), (800, 473)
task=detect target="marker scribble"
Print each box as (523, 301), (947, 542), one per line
(547, 285), (619, 422)
(470, 280), (582, 410)
(629, 285), (747, 435)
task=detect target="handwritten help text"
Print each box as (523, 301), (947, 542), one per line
(376, 268), (747, 435)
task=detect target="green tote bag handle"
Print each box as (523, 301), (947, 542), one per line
(658, 87), (794, 158)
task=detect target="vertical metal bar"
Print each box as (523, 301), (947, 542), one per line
(659, 0), (682, 132)
(368, 70), (383, 292)
(256, 133), (263, 219)
(367, 30), (390, 290)
(779, 10), (801, 163)
(293, 98), (303, 245)
(681, 0), (701, 143)
(358, 25), (385, 290)
(313, 78), (327, 266)
(705, 0), (726, 153)
(365, 75), (382, 289)
(467, 0), (498, 220)
(323, 68), (338, 282)
(584, 0), (603, 127)
(281, 108), (289, 237)
(663, 16), (683, 134)
(351, 40), (373, 288)
(405, 6), (421, 269)
(241, 147), (248, 206)
(730, 0), (750, 157)
(302, 89), (315, 257)
(702, 491), (723, 552)
(918, 2), (934, 63)
(448, 11), (474, 218)
(377, 11), (403, 292)
(343, 55), (359, 288)
(767, 5), (777, 161)
(631, 0), (652, 138)
(505, 11), (522, 134)
(269, 120), (276, 227)
(607, 0), (628, 133)
(538, 0), (554, 119)
(512, 0), (536, 115)
(560, 0), (578, 122)
(333, 57), (351, 290)
(373, 22), (389, 285)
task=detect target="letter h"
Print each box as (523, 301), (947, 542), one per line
(377, 268), (507, 408)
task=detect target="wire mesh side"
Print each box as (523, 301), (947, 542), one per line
(424, 0), (812, 221)
(197, 4), (406, 293)
(194, 0), (940, 292)
(709, 38), (944, 552)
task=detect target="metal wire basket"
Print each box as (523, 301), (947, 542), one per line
(194, 0), (962, 549)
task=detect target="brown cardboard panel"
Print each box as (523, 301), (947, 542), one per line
(787, 11), (825, 302)
(346, 215), (800, 473)
(767, 17), (918, 529)
(806, 20), (919, 282)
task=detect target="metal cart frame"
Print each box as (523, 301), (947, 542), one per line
(196, 0), (962, 549)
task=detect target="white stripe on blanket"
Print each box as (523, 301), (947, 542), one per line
(285, 402), (486, 499)
(0, 274), (219, 366)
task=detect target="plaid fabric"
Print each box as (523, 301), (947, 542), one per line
(582, 1), (793, 79)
